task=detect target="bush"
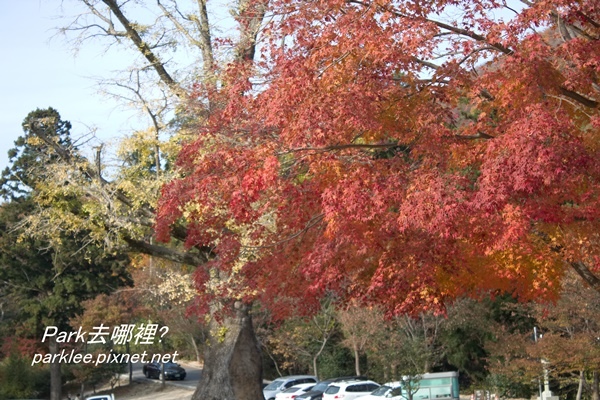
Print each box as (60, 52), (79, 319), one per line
(317, 346), (355, 380)
(0, 353), (50, 399)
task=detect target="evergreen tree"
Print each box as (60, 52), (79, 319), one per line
(0, 108), (132, 400)
(0, 108), (73, 199)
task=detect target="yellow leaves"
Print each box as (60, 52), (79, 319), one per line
(155, 269), (196, 306)
(117, 129), (160, 170)
(538, 222), (600, 269)
(14, 124), (183, 254)
(488, 242), (564, 301)
(215, 326), (229, 343)
(181, 200), (213, 221)
(115, 128), (176, 209)
(25, 135), (46, 147)
(115, 178), (161, 209)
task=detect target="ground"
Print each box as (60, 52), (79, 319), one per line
(85, 380), (193, 400)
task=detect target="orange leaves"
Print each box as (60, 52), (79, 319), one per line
(398, 171), (471, 239)
(474, 105), (593, 243)
(155, 0), (600, 319)
(488, 243), (565, 302)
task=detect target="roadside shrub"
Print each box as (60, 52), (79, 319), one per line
(0, 353), (50, 399)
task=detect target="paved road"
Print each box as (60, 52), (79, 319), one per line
(121, 362), (202, 390)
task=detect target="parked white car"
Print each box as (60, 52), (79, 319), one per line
(264, 375), (319, 400)
(355, 382), (403, 400)
(85, 394), (115, 400)
(322, 380), (380, 400)
(275, 383), (317, 400)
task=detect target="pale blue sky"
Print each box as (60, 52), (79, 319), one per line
(0, 0), (143, 173)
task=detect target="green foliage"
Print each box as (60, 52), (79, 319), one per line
(316, 344), (355, 380)
(0, 198), (132, 335)
(65, 349), (126, 391)
(0, 107), (73, 200)
(439, 299), (495, 384)
(372, 143), (411, 160)
(485, 294), (535, 334)
(0, 353), (50, 400)
(0, 108), (133, 342)
(482, 372), (534, 399)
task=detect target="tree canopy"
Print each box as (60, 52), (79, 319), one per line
(155, 0), (600, 317)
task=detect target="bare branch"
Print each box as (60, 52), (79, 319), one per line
(233, 0), (268, 62)
(100, 0), (188, 98)
(156, 0), (214, 77)
(28, 120), (154, 220)
(411, 56), (439, 70)
(194, 0), (215, 72)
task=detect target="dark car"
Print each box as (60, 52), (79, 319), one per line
(297, 376), (368, 400)
(142, 361), (186, 380)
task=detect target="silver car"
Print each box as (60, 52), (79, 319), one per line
(263, 375), (319, 400)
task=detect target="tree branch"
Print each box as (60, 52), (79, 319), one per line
(194, 0), (215, 74)
(233, 0), (267, 62)
(29, 121), (154, 219)
(454, 131), (495, 140)
(122, 236), (211, 266)
(100, 0), (188, 99)
(559, 87), (599, 109)
(570, 261), (600, 293)
(280, 142), (402, 154)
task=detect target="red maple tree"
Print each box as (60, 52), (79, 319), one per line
(156, 0), (600, 319)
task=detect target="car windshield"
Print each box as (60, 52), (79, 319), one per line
(371, 386), (393, 396)
(264, 379), (285, 391)
(312, 381), (331, 392)
(164, 362), (179, 368)
(325, 385), (340, 394)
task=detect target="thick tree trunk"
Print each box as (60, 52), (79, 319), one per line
(192, 301), (263, 400)
(49, 336), (62, 400)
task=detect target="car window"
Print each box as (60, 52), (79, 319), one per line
(347, 384), (362, 392)
(365, 384), (380, 392)
(290, 385), (314, 393)
(312, 381), (331, 392)
(325, 385), (341, 394)
(372, 385), (392, 396)
(264, 379), (285, 390)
